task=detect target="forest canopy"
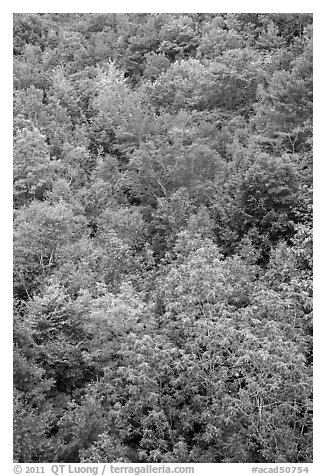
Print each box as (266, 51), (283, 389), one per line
(13, 13), (313, 464)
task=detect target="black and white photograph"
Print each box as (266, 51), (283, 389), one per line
(11, 7), (314, 471)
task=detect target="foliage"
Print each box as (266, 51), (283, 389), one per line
(13, 13), (313, 464)
(13, 127), (56, 207)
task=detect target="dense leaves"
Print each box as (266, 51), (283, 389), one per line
(13, 13), (312, 463)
